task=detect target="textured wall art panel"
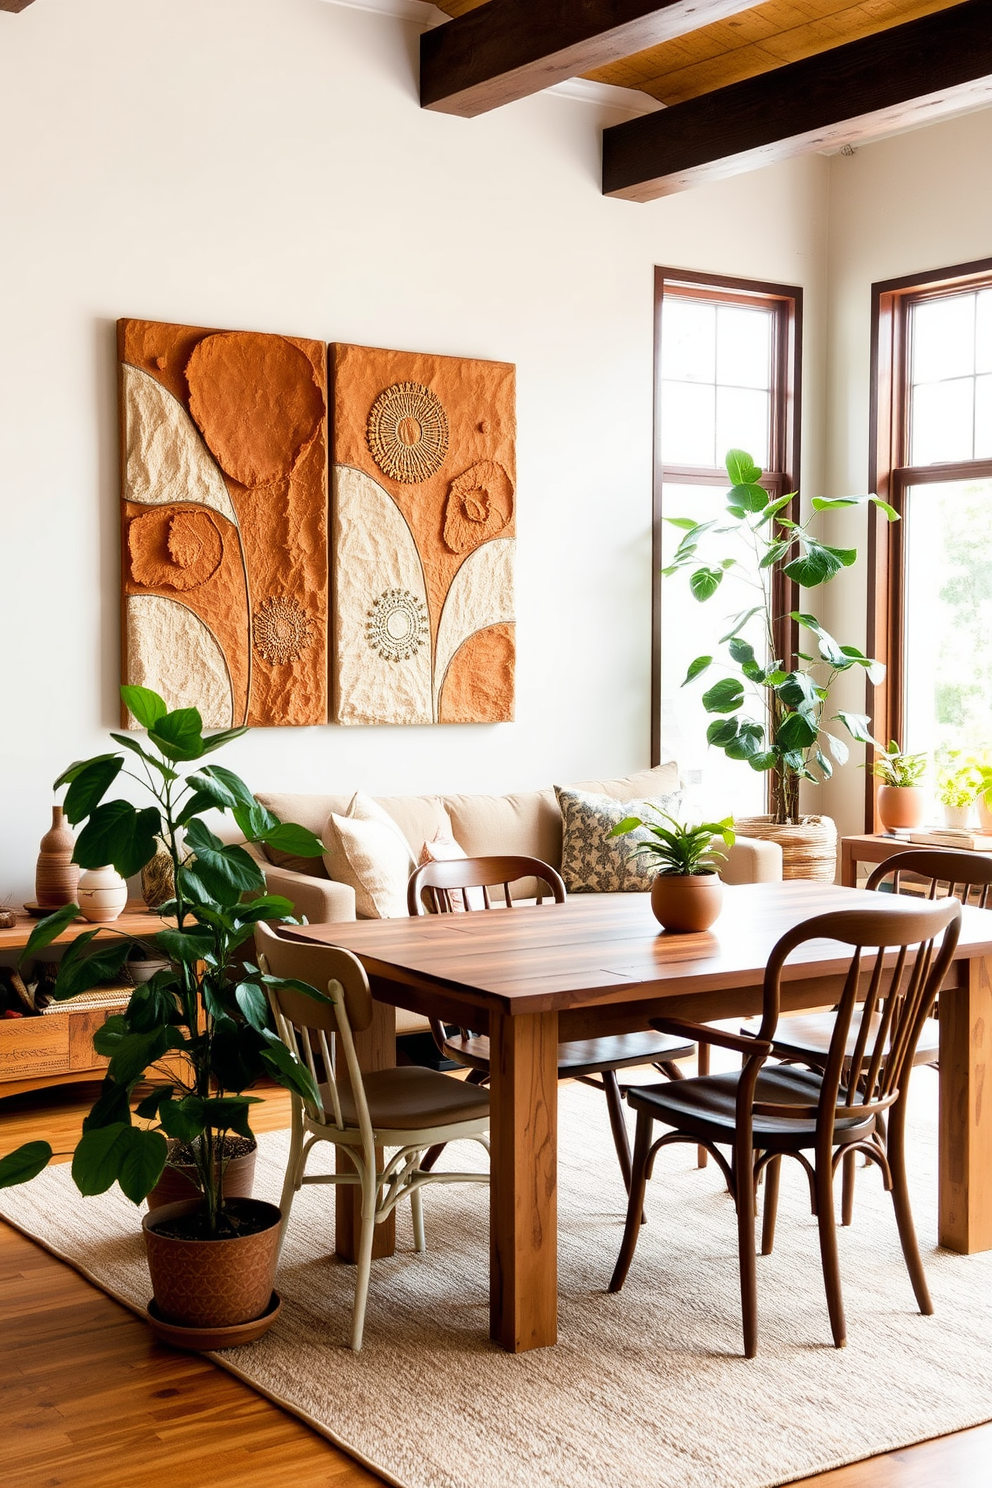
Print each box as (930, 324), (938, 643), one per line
(330, 344), (516, 726)
(118, 318), (328, 728)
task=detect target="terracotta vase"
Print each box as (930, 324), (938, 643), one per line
(146, 1138), (257, 1212)
(35, 805), (79, 909)
(77, 865), (128, 922)
(876, 785), (926, 834)
(650, 872), (723, 933)
(142, 1197), (281, 1331)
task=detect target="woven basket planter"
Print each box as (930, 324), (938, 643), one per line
(735, 814), (838, 882)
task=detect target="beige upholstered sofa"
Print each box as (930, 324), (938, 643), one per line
(249, 762), (782, 926)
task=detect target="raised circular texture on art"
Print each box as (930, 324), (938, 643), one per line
(186, 333), (325, 489)
(443, 460), (514, 554)
(365, 588), (429, 664)
(366, 382), (449, 485)
(128, 507), (225, 591)
(252, 595), (314, 666)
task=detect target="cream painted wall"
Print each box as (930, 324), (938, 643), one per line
(0, 0), (829, 902)
(818, 109), (992, 840)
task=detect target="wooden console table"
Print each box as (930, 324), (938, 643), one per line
(841, 833), (992, 888)
(0, 905), (163, 1098)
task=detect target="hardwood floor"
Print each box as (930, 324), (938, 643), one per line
(1, 1080), (990, 1488)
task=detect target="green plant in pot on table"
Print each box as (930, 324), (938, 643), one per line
(0, 685), (327, 1345)
(609, 809), (735, 932)
(868, 740), (928, 834)
(663, 449), (897, 879)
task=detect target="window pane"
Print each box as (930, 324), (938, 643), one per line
(661, 380), (716, 466)
(911, 292), (976, 384)
(660, 299), (715, 384)
(977, 290), (992, 375)
(976, 375), (992, 459)
(910, 377), (974, 465)
(659, 482), (765, 818)
(716, 305), (771, 390)
(903, 477), (992, 762)
(716, 386), (770, 469)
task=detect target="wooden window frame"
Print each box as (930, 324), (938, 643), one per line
(651, 267), (803, 767)
(866, 256), (992, 829)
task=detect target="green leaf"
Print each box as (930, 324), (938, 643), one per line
(701, 678), (745, 714)
(81, 1078), (134, 1131)
(815, 749), (834, 780)
(18, 902), (81, 963)
(758, 541), (790, 569)
(92, 1015), (128, 1057)
(728, 637), (755, 666)
(260, 1035), (321, 1106)
(106, 1028), (170, 1087)
(0, 1141), (52, 1188)
(682, 655), (712, 686)
(154, 926), (215, 963)
(748, 750), (778, 772)
(776, 712), (819, 750)
(197, 726), (249, 757)
(665, 516), (699, 531)
(148, 708), (206, 762)
(159, 1095), (206, 1144)
(52, 937), (132, 1001)
(725, 723), (764, 761)
(741, 660), (766, 683)
(182, 821), (265, 900)
(109, 733), (179, 782)
(609, 816), (644, 838)
(120, 685), (167, 730)
(757, 493), (795, 524)
(783, 543), (844, 588)
(725, 449), (762, 486)
(706, 718), (740, 747)
(232, 801), (280, 842)
(62, 756), (125, 826)
(135, 1086), (175, 1120)
(258, 822), (325, 859)
(727, 482), (767, 513)
(834, 710), (875, 745)
(776, 672), (821, 711)
(232, 896), (296, 926)
(201, 764), (257, 810)
(201, 1096), (256, 1140)
(236, 983), (271, 1033)
(74, 800), (161, 877)
(118, 1128), (168, 1205)
(71, 1123), (132, 1196)
(689, 567), (723, 602)
(183, 770), (241, 812)
(718, 608), (762, 644)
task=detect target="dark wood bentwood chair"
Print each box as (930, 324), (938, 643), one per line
(407, 855), (696, 1193)
(609, 897), (961, 1357)
(760, 848), (992, 1222)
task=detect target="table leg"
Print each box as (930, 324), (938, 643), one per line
(939, 954), (992, 1253)
(488, 1008), (558, 1351)
(335, 997), (396, 1263)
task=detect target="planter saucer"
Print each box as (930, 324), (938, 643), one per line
(22, 902), (81, 920)
(145, 1291), (281, 1351)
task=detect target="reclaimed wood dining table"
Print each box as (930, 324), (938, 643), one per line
(284, 880), (992, 1352)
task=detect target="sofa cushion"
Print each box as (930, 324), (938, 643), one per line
(571, 762), (681, 802)
(255, 791), (451, 874)
(554, 786), (682, 893)
(444, 788), (562, 867)
(322, 794), (416, 919)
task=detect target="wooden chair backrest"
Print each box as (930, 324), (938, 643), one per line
(751, 897), (961, 1129)
(867, 847), (992, 907)
(407, 855), (566, 916)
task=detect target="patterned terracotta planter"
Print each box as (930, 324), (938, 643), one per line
(650, 873), (723, 933)
(142, 1198), (281, 1331)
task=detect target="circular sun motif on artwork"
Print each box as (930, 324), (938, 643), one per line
(366, 381), (449, 485)
(252, 596), (313, 665)
(365, 588), (429, 664)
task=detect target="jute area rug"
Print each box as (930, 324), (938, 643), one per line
(1, 1072), (990, 1488)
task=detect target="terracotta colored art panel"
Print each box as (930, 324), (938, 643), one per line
(330, 344), (515, 725)
(118, 318), (328, 728)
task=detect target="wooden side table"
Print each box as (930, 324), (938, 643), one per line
(839, 834), (918, 887)
(0, 904), (165, 1099)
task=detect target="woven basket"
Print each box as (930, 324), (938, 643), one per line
(734, 814), (838, 882)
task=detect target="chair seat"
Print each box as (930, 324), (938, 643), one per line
(441, 1028), (695, 1079)
(743, 1011), (940, 1067)
(330, 1065), (491, 1131)
(626, 1066), (874, 1153)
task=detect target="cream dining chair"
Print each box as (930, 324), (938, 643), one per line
(255, 921), (491, 1351)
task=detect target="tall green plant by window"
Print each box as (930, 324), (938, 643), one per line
(664, 450), (897, 824)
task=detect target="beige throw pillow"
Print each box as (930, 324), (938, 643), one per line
(554, 786), (682, 893)
(418, 829), (486, 911)
(322, 793), (416, 919)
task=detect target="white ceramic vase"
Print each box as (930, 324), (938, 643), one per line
(943, 804), (972, 831)
(77, 865), (128, 922)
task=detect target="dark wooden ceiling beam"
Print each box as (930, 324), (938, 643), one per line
(421, 0), (763, 118)
(603, 0), (992, 200)
(0, 0), (37, 11)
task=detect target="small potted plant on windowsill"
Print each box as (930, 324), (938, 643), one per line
(0, 685), (328, 1348)
(937, 760), (978, 830)
(610, 809), (735, 933)
(869, 740), (928, 833)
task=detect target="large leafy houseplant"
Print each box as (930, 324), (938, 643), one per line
(664, 450), (896, 825)
(0, 685), (327, 1236)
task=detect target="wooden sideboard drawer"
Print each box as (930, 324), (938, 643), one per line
(0, 1015), (71, 1079)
